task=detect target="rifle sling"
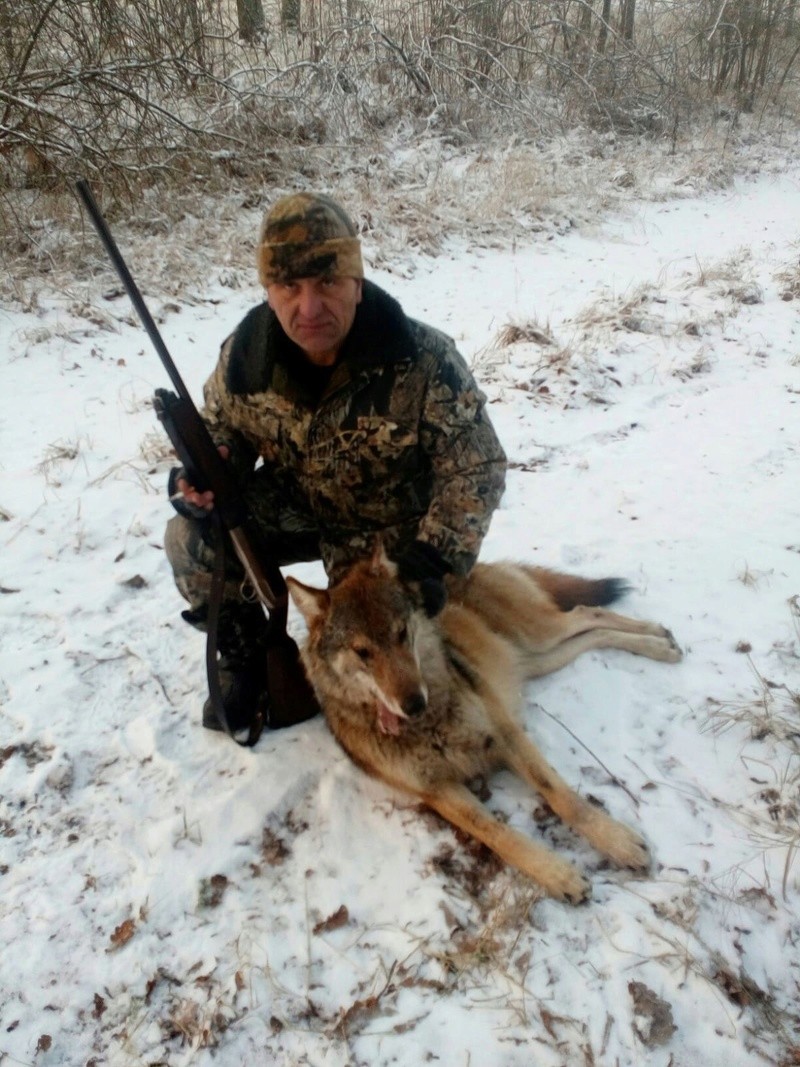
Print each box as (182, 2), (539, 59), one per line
(205, 511), (265, 747)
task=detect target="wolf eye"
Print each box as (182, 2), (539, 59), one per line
(397, 625), (408, 643)
(354, 645), (371, 661)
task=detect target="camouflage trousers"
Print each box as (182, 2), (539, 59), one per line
(164, 497), (322, 640)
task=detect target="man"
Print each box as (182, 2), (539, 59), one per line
(165, 191), (507, 733)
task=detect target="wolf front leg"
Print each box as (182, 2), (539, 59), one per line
(498, 729), (651, 872)
(421, 781), (592, 903)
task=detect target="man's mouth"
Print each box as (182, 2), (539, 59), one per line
(296, 319), (334, 334)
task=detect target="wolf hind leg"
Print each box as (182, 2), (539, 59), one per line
(559, 604), (678, 642)
(522, 626), (682, 678)
(422, 781), (591, 904)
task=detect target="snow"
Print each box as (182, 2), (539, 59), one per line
(1, 162), (799, 1065)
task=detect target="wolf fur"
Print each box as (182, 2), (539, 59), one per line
(287, 546), (682, 903)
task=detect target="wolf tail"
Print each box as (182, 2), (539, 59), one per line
(524, 568), (630, 611)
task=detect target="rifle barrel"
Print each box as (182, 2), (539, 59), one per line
(75, 180), (192, 405)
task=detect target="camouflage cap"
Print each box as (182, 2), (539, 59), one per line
(257, 192), (363, 287)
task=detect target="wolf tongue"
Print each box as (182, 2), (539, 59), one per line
(378, 702), (403, 736)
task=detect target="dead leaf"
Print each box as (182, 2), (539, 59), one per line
(261, 826), (289, 866)
(120, 574), (147, 590)
(198, 873), (229, 908)
(107, 918), (136, 951)
(332, 961), (398, 1039)
(313, 904), (349, 935)
(36, 1034), (52, 1052)
(717, 969), (749, 1008)
(92, 993), (106, 1019)
(628, 981), (676, 1047)
(0, 746), (17, 769)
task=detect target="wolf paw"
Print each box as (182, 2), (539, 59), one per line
(602, 823), (651, 871)
(661, 628), (683, 662)
(635, 632), (683, 663)
(547, 865), (592, 905)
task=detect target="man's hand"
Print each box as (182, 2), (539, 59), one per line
(168, 445), (230, 516)
(396, 540), (452, 617)
(396, 539), (452, 583)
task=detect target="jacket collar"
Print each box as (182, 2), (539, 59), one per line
(338, 279), (417, 370)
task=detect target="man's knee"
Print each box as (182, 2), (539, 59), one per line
(164, 514), (229, 612)
(164, 514), (214, 576)
(164, 510), (322, 612)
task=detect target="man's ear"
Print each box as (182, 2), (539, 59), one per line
(286, 577), (330, 627)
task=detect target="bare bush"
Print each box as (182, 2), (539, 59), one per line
(0, 0), (798, 286)
(2, 0), (797, 193)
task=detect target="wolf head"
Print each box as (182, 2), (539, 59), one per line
(287, 544), (431, 736)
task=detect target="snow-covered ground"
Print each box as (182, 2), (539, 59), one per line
(1, 161), (799, 1065)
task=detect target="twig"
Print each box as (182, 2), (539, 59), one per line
(539, 707), (640, 808)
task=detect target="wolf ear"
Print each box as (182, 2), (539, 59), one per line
(286, 577), (330, 627)
(369, 537), (398, 578)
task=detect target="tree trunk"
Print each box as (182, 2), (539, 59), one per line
(621, 0), (636, 41)
(0, 0), (15, 66)
(281, 0), (301, 30)
(597, 0), (611, 52)
(237, 0), (265, 40)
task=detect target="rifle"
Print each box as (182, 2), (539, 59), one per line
(76, 180), (320, 745)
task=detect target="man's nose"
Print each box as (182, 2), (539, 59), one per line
(297, 283), (324, 318)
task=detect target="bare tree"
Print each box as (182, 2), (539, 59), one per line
(1, 0), (799, 213)
(620, 0), (636, 41)
(236, 0), (265, 41)
(281, 0), (300, 30)
(598, 0), (612, 52)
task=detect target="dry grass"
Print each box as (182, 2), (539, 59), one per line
(496, 320), (557, 348)
(429, 877), (541, 987)
(570, 247), (766, 357)
(672, 348), (716, 380)
(573, 282), (664, 335)
(35, 438), (88, 486)
(702, 641), (800, 898)
(689, 249), (763, 306)
(4, 111), (793, 324)
(775, 250), (800, 301)
(471, 316), (570, 386)
(735, 562), (773, 589)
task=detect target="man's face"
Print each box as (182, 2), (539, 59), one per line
(266, 276), (363, 366)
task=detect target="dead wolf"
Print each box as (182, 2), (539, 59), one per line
(287, 547), (682, 903)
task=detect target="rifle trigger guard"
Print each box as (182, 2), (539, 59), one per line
(239, 578), (259, 604)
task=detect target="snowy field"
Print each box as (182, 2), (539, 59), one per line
(1, 154), (799, 1065)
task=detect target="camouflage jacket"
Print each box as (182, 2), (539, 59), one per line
(201, 280), (507, 578)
